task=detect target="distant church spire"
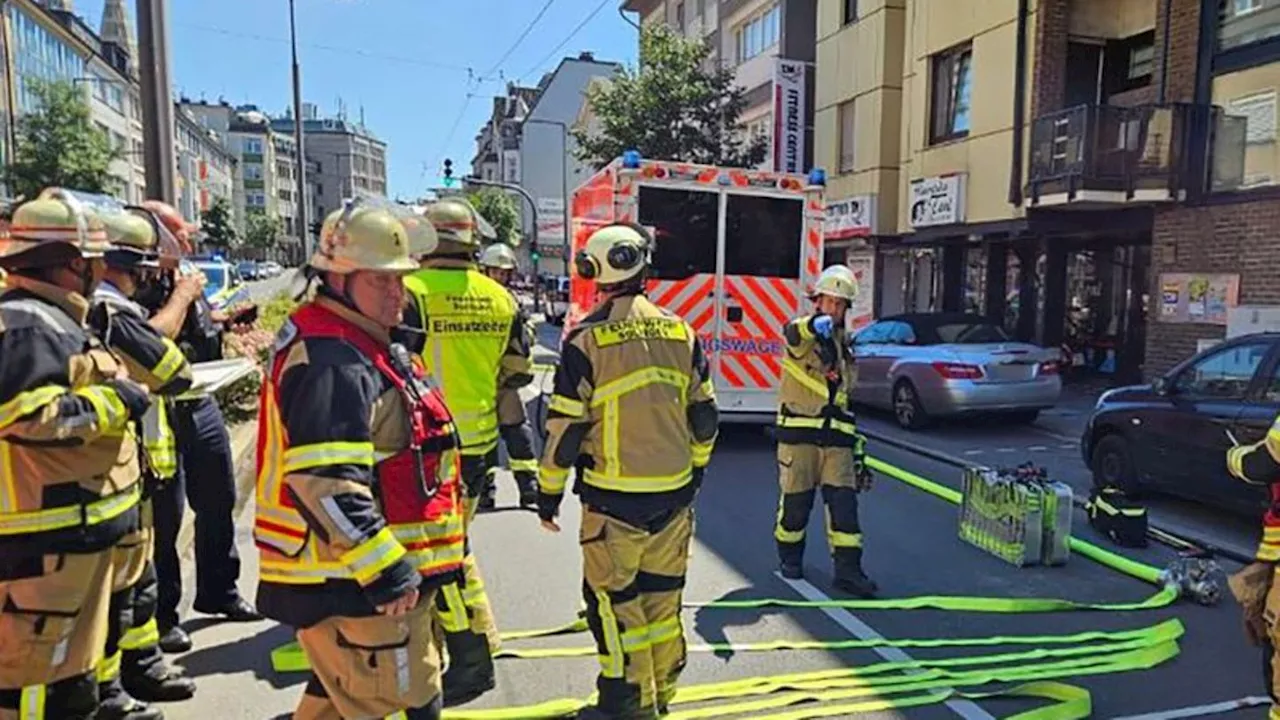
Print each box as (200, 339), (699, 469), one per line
(100, 0), (136, 68)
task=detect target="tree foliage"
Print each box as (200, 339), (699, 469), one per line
(467, 186), (522, 247)
(243, 210), (283, 250)
(200, 196), (239, 248)
(6, 78), (122, 199)
(572, 25), (768, 170)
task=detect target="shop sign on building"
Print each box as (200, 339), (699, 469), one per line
(825, 195), (875, 240)
(908, 174), (966, 228)
(772, 58), (807, 174)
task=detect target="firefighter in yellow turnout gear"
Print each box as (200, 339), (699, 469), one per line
(775, 264), (877, 598)
(401, 198), (532, 705)
(539, 224), (719, 720)
(254, 201), (464, 720)
(1226, 415), (1280, 719)
(87, 202), (196, 720)
(478, 242), (539, 507)
(0, 191), (153, 719)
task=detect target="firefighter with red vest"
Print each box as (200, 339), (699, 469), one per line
(253, 199), (465, 720)
(0, 191), (152, 719)
(775, 264), (877, 598)
(1227, 419), (1280, 719)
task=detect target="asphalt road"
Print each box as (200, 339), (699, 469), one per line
(155, 336), (1271, 718)
(243, 271), (298, 303)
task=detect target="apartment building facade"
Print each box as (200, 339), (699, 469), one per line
(623, 0), (816, 172)
(174, 104), (235, 228)
(270, 104), (387, 227)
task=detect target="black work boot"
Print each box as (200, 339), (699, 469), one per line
(779, 562), (804, 580)
(96, 680), (164, 720)
(122, 664), (196, 703)
(441, 633), (496, 706)
(516, 473), (538, 508)
(832, 548), (878, 598)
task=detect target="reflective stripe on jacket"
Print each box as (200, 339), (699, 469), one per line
(0, 276), (143, 553)
(403, 259), (531, 456)
(776, 314), (863, 448)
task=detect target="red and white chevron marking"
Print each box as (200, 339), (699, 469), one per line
(719, 276), (798, 389)
(647, 275), (717, 334)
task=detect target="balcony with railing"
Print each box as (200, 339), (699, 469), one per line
(1025, 103), (1218, 208)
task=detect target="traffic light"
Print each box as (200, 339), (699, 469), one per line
(530, 244), (541, 263)
(442, 158), (455, 188)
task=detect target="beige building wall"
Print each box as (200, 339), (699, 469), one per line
(815, 0), (905, 234)
(1211, 64), (1280, 190)
(896, 0), (1039, 233)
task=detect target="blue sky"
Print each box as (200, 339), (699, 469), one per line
(147, 0), (638, 198)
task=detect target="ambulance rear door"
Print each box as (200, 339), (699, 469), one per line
(715, 187), (806, 417)
(635, 183), (723, 391)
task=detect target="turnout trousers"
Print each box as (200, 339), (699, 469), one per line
(99, 499), (167, 706)
(774, 442), (865, 578)
(0, 549), (114, 719)
(495, 388), (537, 501)
(1264, 571), (1280, 719)
(581, 503), (694, 719)
(293, 596), (444, 720)
(432, 451), (498, 700)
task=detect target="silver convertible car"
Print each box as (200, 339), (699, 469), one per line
(849, 313), (1063, 429)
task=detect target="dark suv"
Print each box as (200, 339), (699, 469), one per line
(1082, 333), (1280, 516)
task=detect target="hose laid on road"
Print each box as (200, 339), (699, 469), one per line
(441, 618), (1182, 719)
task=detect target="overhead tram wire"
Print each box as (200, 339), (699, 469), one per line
(518, 0), (611, 83)
(480, 0), (559, 81)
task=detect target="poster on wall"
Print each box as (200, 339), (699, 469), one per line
(772, 58), (807, 174)
(846, 253), (875, 334)
(1156, 273), (1240, 325)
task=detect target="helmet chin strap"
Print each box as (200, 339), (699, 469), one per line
(78, 260), (96, 298)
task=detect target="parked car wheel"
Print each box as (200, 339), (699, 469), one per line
(893, 380), (931, 430)
(1007, 410), (1040, 425)
(1090, 433), (1141, 496)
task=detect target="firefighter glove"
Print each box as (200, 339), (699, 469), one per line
(854, 460), (874, 492)
(692, 466), (706, 488)
(108, 378), (152, 423)
(811, 314), (834, 339)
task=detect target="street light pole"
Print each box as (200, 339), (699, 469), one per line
(464, 175), (541, 313)
(288, 0), (311, 259)
(137, 0), (176, 202)
(524, 118), (571, 278)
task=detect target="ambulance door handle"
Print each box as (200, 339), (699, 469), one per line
(726, 307), (743, 323)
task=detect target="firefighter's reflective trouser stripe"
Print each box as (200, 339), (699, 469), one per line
(431, 452), (499, 691)
(98, 500), (154, 696)
(774, 443), (863, 575)
(1264, 570), (1280, 720)
(0, 550), (114, 720)
(293, 594), (443, 720)
(581, 505), (693, 717)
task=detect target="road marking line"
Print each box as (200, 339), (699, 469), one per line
(1029, 427), (1080, 444)
(962, 450), (985, 456)
(996, 447), (1015, 453)
(1027, 445), (1048, 451)
(778, 574), (998, 720)
(1110, 696), (1271, 720)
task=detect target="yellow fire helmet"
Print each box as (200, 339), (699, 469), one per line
(478, 242), (518, 270)
(54, 191), (159, 264)
(425, 197), (498, 250)
(0, 188), (112, 263)
(575, 223), (651, 286)
(310, 198), (420, 274)
(810, 264), (859, 303)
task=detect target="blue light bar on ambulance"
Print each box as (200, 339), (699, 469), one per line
(808, 168), (827, 186)
(622, 150), (642, 169)
(211, 253), (225, 262)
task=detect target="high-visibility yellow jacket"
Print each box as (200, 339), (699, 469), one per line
(539, 292), (719, 523)
(0, 276), (144, 556)
(402, 258), (532, 456)
(90, 281), (192, 480)
(777, 314), (863, 448)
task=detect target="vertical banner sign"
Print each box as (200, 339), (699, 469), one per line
(773, 58), (807, 173)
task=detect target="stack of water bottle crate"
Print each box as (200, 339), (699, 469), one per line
(958, 462), (1073, 567)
